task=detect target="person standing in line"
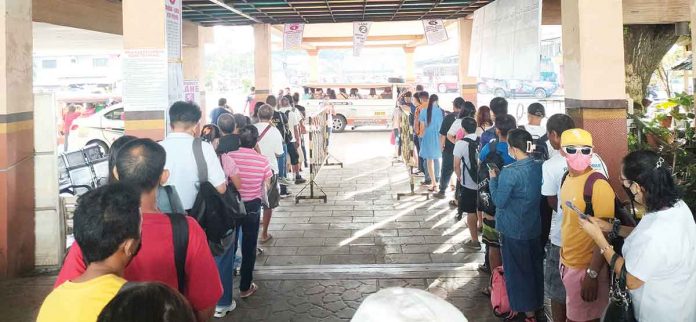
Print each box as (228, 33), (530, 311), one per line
(480, 97), (508, 148)
(278, 96), (306, 185)
(221, 126), (272, 301)
(558, 129), (615, 322)
(267, 95), (291, 196)
(453, 117), (480, 231)
(489, 129), (544, 322)
(210, 98), (231, 125)
(392, 98), (404, 160)
(244, 87), (256, 117)
(216, 114), (239, 155)
(97, 282), (197, 322)
(433, 97), (462, 199)
(418, 94), (444, 192)
(413, 91), (430, 181)
(579, 150), (696, 322)
(253, 105), (285, 244)
(39, 184), (142, 322)
(62, 104), (82, 151)
(541, 114), (609, 322)
(475, 105), (494, 138)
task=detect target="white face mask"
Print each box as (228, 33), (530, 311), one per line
(508, 147), (516, 160)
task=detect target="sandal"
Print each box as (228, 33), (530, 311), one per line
(260, 234), (273, 244)
(240, 283), (258, 298)
(449, 200), (458, 207)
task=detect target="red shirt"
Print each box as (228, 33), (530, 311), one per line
(63, 112), (81, 134)
(54, 213), (222, 312)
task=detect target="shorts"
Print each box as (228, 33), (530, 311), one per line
(560, 264), (610, 322)
(481, 219), (499, 247)
(544, 244), (566, 302)
(286, 142), (300, 165)
(457, 186), (477, 214)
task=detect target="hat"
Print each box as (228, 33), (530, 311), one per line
(561, 128), (593, 147)
(351, 288), (468, 322)
(528, 103), (545, 117)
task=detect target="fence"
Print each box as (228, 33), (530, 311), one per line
(295, 106), (343, 203)
(396, 106), (431, 200)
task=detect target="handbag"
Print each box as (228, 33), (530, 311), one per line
(602, 255), (637, 322)
(262, 173), (280, 209)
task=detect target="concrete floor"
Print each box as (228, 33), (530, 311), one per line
(0, 130), (500, 322)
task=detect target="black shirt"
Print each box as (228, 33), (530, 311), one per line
(271, 110), (291, 143)
(216, 134), (241, 154)
(440, 112), (457, 153)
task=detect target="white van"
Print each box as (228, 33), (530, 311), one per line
(302, 83), (406, 132)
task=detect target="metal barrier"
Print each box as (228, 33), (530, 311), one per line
(396, 106), (430, 200)
(295, 107), (343, 203)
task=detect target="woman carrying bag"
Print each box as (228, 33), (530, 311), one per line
(578, 150), (696, 322)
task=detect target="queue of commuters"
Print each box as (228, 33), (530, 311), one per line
(398, 87), (696, 321)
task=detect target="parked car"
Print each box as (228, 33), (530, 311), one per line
(478, 78), (558, 99)
(66, 104), (124, 153)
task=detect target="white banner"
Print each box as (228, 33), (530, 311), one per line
(283, 23), (305, 50)
(183, 80), (200, 104)
(422, 19), (449, 45)
(165, 0), (182, 61)
(123, 49), (169, 112)
(352, 21), (372, 56)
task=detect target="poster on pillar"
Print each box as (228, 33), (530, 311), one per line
(123, 49), (169, 112)
(353, 22), (372, 56)
(184, 80), (200, 104)
(283, 23), (305, 50)
(165, 0), (182, 61)
(422, 19), (448, 45)
(468, 0), (541, 81)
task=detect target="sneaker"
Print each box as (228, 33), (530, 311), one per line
(455, 213), (463, 221)
(477, 264), (491, 274)
(278, 177), (291, 185)
(295, 177), (307, 184)
(214, 300), (237, 318)
(433, 192), (446, 199)
(280, 192), (292, 198)
(420, 180), (432, 186)
(463, 239), (482, 250)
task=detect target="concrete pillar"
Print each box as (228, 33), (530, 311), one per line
(183, 24), (213, 118)
(458, 18), (477, 105)
(0, 0), (34, 278)
(404, 47), (416, 83)
(561, 0), (628, 191)
(307, 49), (319, 83)
(254, 24), (273, 103)
(691, 1), (696, 97)
(122, 0), (183, 140)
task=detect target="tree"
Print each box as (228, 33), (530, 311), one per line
(624, 25), (679, 111)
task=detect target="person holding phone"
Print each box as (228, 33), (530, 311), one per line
(488, 129), (544, 321)
(558, 129), (615, 322)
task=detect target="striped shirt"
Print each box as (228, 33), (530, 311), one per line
(222, 147), (272, 201)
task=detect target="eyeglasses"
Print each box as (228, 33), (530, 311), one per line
(563, 146), (592, 155)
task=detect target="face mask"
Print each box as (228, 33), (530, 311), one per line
(508, 148), (516, 160)
(565, 152), (592, 172)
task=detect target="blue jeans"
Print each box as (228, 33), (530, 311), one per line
(423, 158), (441, 183)
(214, 233), (238, 306)
(277, 145), (288, 194)
(439, 152), (454, 193)
(234, 199), (262, 292)
(233, 230), (243, 269)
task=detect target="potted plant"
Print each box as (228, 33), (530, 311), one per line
(655, 113), (673, 128)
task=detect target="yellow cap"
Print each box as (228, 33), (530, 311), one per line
(561, 128), (593, 147)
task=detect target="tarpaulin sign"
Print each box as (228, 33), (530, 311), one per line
(353, 21), (372, 56)
(422, 19), (448, 45)
(283, 23), (305, 50)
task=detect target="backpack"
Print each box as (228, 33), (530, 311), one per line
(490, 266), (512, 318)
(479, 127), (498, 149)
(520, 125), (550, 160)
(477, 140), (505, 215)
(561, 171), (636, 255)
(190, 138), (246, 256)
(461, 137), (480, 185)
(280, 110), (294, 144)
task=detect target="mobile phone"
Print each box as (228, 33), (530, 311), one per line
(486, 163), (499, 172)
(565, 201), (590, 220)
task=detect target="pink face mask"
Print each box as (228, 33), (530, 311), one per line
(565, 152), (592, 172)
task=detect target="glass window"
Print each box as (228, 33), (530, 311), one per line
(104, 108), (124, 121)
(42, 59), (57, 69)
(93, 58), (108, 67)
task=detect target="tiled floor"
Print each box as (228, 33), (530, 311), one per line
(0, 130), (499, 322)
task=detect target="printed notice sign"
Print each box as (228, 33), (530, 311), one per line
(422, 19), (449, 45)
(184, 80), (200, 104)
(283, 23), (305, 50)
(353, 22), (372, 56)
(165, 0), (182, 60)
(122, 49), (168, 112)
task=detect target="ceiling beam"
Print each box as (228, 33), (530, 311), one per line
(316, 44), (406, 50)
(303, 35), (423, 42)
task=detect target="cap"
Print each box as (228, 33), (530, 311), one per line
(561, 128), (593, 147)
(528, 103), (545, 117)
(351, 288), (468, 322)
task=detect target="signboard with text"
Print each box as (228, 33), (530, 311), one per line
(422, 19), (448, 45)
(283, 23), (305, 50)
(353, 22), (372, 56)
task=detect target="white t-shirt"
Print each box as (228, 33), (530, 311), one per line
(475, 125), (492, 138)
(452, 134), (478, 190)
(447, 118), (463, 137)
(254, 122), (284, 173)
(279, 107), (301, 142)
(622, 200), (696, 322)
(522, 124), (556, 159)
(541, 152), (609, 246)
(160, 133), (226, 210)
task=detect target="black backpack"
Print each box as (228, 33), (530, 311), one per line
(561, 171), (636, 255)
(189, 138), (245, 256)
(275, 111), (293, 144)
(477, 140), (505, 215)
(461, 137), (480, 185)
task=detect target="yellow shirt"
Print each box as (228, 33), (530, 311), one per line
(37, 274), (126, 322)
(560, 171), (615, 268)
